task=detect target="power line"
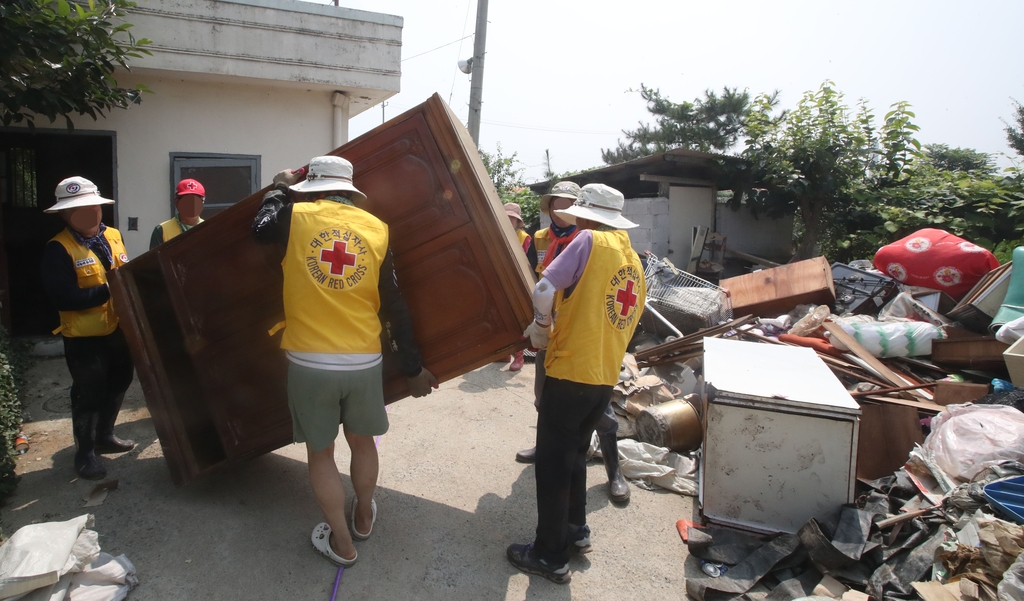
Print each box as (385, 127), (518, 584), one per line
(402, 34), (474, 63)
(481, 119), (619, 135)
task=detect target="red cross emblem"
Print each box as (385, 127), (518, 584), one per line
(615, 279), (638, 317)
(320, 241), (357, 275)
(185, 181), (198, 190)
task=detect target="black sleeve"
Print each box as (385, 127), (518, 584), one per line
(40, 240), (111, 311)
(149, 225), (163, 250)
(525, 236), (539, 278)
(252, 185), (293, 245)
(377, 247), (424, 377)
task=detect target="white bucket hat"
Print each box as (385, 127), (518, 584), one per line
(554, 183), (637, 230)
(45, 177), (114, 213)
(289, 156), (366, 202)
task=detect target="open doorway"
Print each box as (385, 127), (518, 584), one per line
(0, 129), (116, 336)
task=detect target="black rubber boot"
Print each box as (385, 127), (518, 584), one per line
(72, 411), (107, 480)
(599, 430), (630, 504)
(515, 446), (537, 463)
(95, 393), (135, 455)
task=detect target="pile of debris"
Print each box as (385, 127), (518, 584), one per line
(606, 228), (1024, 600)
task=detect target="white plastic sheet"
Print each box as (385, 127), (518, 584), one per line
(996, 315), (1024, 345)
(923, 404), (1024, 481)
(617, 438), (698, 496)
(999, 550), (1024, 601)
(0, 515), (137, 601)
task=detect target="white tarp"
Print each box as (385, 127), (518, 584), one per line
(0, 515), (137, 601)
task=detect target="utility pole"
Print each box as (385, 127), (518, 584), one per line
(467, 0), (488, 145)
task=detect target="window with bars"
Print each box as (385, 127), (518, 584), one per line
(170, 153), (260, 219)
(1, 148), (38, 208)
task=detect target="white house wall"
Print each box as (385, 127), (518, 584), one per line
(127, 0), (402, 116)
(61, 73), (338, 257)
(668, 186), (715, 259)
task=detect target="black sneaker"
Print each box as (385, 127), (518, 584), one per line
(569, 524), (592, 554)
(506, 543), (570, 584)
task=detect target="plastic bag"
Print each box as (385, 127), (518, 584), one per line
(789, 305), (831, 337)
(923, 404), (1024, 481)
(999, 550), (1024, 601)
(830, 320), (945, 358)
(996, 315), (1024, 345)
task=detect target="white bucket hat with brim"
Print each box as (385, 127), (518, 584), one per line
(45, 176), (115, 213)
(539, 180), (581, 214)
(289, 155), (367, 202)
(554, 183), (637, 230)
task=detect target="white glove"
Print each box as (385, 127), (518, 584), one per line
(524, 320), (550, 350)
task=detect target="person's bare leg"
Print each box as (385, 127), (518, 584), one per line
(345, 427), (379, 534)
(307, 442), (356, 560)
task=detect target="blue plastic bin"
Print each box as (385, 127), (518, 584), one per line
(984, 476), (1024, 524)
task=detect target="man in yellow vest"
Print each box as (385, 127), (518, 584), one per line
(253, 156), (438, 567)
(40, 177), (135, 481)
(149, 178), (206, 249)
(508, 183), (645, 584)
(515, 180), (631, 505)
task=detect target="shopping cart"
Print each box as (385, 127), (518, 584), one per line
(643, 251), (732, 335)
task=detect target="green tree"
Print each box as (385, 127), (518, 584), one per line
(602, 86), (768, 164)
(480, 144), (540, 228)
(924, 143), (994, 174)
(1, 0), (152, 129)
(1006, 98), (1024, 157)
(738, 81), (921, 260)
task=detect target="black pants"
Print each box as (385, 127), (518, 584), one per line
(63, 328), (134, 416)
(534, 350), (617, 437)
(533, 376), (613, 565)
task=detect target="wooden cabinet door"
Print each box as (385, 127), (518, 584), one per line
(110, 95), (534, 486)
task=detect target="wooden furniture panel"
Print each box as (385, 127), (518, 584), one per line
(720, 256), (836, 317)
(110, 94), (534, 485)
(856, 403), (924, 480)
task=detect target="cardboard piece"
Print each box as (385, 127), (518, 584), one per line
(720, 256), (836, 318)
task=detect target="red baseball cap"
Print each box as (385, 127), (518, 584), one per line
(175, 179), (205, 197)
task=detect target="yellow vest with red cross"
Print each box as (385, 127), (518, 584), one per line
(534, 228), (551, 274)
(544, 230), (646, 386)
(280, 200), (388, 353)
(160, 217), (203, 242)
(51, 227), (129, 337)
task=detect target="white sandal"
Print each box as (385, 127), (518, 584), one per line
(311, 522), (357, 566)
(351, 499), (377, 540)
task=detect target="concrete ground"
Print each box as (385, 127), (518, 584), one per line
(3, 354), (700, 600)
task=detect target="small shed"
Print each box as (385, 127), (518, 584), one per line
(528, 149), (793, 266)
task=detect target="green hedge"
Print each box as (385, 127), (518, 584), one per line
(0, 328), (24, 506)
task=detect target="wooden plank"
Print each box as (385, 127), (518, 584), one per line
(933, 381), (990, 406)
(823, 322), (931, 401)
(861, 395), (945, 413)
(634, 315), (755, 361)
(931, 337), (1011, 371)
(856, 403), (925, 480)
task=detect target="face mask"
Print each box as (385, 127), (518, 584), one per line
(67, 206), (102, 233)
(176, 195), (204, 219)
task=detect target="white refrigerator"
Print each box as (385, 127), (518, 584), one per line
(700, 337), (861, 534)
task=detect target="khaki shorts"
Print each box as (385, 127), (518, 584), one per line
(287, 362), (388, 452)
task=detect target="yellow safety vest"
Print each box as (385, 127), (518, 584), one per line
(160, 217), (203, 242)
(51, 228), (129, 338)
(545, 230), (646, 386)
(534, 228), (551, 275)
(516, 228), (529, 248)
(279, 201), (388, 354)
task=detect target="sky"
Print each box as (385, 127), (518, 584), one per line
(311, 0), (1024, 183)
